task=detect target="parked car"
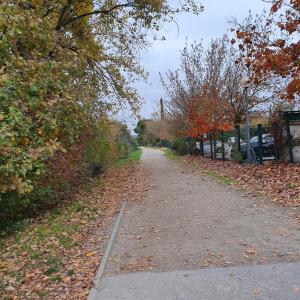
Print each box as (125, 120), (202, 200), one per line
(195, 139), (233, 159)
(195, 141), (221, 156)
(227, 137), (243, 146)
(240, 134), (275, 161)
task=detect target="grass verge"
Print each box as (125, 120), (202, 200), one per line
(0, 196), (97, 298)
(0, 163), (148, 299)
(115, 148), (142, 167)
(203, 171), (234, 186)
(163, 148), (178, 160)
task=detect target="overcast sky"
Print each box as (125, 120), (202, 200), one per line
(118, 0), (271, 130)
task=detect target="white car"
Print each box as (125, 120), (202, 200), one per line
(195, 137), (240, 159)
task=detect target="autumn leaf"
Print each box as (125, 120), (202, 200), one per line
(0, 163), (149, 299)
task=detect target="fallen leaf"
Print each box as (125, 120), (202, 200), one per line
(245, 249), (257, 255)
(252, 288), (261, 295)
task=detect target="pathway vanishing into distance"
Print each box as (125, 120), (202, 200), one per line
(89, 147), (300, 299)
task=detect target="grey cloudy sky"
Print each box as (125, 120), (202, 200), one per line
(119, 0), (271, 129)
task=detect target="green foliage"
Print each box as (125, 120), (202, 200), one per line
(0, 2), (87, 195)
(204, 171), (234, 185)
(0, 186), (55, 228)
(232, 149), (243, 162)
(116, 149), (142, 167)
(0, 0), (202, 227)
(117, 123), (137, 158)
(85, 120), (118, 173)
(146, 136), (161, 147)
(172, 137), (189, 155)
(134, 118), (173, 147)
(0, 118), (134, 228)
(164, 149), (178, 160)
(287, 183), (295, 189)
(134, 119), (147, 145)
(159, 140), (173, 148)
(85, 119), (136, 174)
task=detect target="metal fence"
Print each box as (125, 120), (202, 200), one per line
(188, 111), (300, 165)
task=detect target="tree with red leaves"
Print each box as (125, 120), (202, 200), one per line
(232, 0), (300, 103)
(187, 91), (232, 138)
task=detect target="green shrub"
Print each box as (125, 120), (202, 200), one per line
(85, 119), (135, 175)
(0, 117), (133, 229)
(118, 142), (130, 159)
(172, 137), (189, 155)
(116, 148), (142, 167)
(232, 149), (243, 162)
(0, 186), (54, 229)
(85, 122), (118, 174)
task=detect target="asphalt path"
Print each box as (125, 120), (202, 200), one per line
(89, 148), (300, 300)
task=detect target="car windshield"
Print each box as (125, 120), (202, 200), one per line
(250, 136), (258, 143)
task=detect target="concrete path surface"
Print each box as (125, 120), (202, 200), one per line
(89, 148), (300, 299)
(91, 262), (300, 299)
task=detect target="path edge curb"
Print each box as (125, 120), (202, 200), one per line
(88, 201), (127, 300)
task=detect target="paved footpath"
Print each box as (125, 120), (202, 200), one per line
(89, 148), (300, 299)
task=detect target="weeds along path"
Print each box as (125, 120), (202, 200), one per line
(90, 147), (300, 299)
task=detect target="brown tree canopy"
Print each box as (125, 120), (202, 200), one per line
(161, 38), (270, 136)
(232, 0), (300, 102)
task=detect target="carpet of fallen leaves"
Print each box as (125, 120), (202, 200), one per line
(0, 163), (149, 300)
(181, 156), (300, 208)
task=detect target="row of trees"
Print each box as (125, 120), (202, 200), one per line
(0, 0), (202, 225)
(150, 0), (299, 144)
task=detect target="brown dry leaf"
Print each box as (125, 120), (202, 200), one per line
(245, 249), (257, 255)
(252, 288), (261, 295)
(135, 235), (142, 241)
(181, 156), (300, 210)
(63, 276), (71, 284)
(0, 162), (150, 300)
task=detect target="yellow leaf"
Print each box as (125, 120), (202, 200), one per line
(63, 276), (71, 283)
(85, 251), (94, 257)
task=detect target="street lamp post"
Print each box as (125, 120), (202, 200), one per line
(241, 77), (252, 164)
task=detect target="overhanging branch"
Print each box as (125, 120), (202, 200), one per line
(56, 2), (135, 31)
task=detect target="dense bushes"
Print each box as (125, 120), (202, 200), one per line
(0, 4), (87, 196)
(172, 137), (189, 155)
(0, 119), (135, 229)
(85, 119), (136, 175)
(0, 128), (90, 227)
(134, 118), (177, 148)
(85, 122), (118, 174)
(0, 1), (200, 229)
(0, 2), (139, 229)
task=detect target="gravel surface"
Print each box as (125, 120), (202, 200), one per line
(103, 148), (300, 276)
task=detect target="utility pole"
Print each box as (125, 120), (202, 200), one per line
(242, 77), (252, 164)
(160, 98), (165, 120)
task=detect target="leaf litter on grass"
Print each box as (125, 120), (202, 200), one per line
(181, 156), (300, 209)
(0, 163), (149, 300)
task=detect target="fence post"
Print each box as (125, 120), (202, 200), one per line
(257, 124), (263, 165)
(235, 125), (241, 152)
(285, 117), (294, 163)
(200, 137), (204, 157)
(221, 131), (225, 161)
(213, 138), (217, 159)
(209, 134), (213, 159)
